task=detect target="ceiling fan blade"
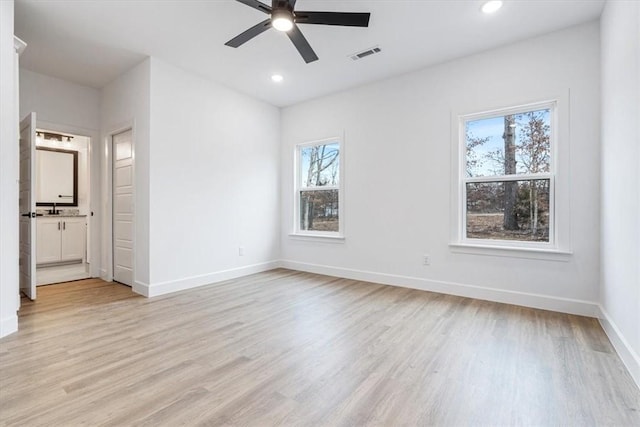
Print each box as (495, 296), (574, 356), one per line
(295, 11), (370, 27)
(225, 19), (272, 48)
(235, 0), (271, 14)
(286, 24), (318, 63)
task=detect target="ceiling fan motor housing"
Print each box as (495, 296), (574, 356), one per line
(272, 0), (294, 13)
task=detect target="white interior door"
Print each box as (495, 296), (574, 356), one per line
(19, 113), (36, 300)
(112, 129), (134, 286)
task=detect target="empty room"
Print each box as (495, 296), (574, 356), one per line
(0, 0), (638, 425)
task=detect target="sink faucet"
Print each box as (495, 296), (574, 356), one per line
(49, 202), (58, 215)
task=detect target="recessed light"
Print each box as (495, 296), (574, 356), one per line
(271, 74), (284, 83)
(481, 0), (503, 14)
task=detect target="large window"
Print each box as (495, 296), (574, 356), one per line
(460, 102), (555, 246)
(295, 139), (342, 236)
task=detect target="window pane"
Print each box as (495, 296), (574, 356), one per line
(300, 143), (340, 187)
(466, 179), (550, 242)
(465, 109), (551, 178)
(299, 190), (339, 232)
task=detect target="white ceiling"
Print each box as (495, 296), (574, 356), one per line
(15, 0), (604, 107)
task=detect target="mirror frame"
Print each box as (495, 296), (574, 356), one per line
(35, 147), (79, 207)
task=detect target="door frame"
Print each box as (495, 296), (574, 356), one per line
(36, 120), (100, 279)
(104, 123), (135, 286)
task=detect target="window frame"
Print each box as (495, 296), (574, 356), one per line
(293, 137), (344, 239)
(458, 100), (558, 250)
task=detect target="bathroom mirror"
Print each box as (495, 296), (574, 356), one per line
(35, 147), (78, 207)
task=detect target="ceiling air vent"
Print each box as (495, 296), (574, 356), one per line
(349, 46), (381, 61)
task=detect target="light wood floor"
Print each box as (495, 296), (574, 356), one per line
(1, 269), (638, 426)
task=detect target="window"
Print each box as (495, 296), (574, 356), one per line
(460, 102), (556, 247)
(294, 139), (342, 237)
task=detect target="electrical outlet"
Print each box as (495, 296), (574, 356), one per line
(423, 254), (430, 266)
(239, 246), (244, 256)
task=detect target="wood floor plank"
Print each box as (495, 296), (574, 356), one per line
(0, 269), (638, 426)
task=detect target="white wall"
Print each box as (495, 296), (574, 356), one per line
(281, 22), (601, 316)
(0, 0), (19, 338)
(600, 0), (640, 386)
(101, 58), (151, 287)
(19, 69), (102, 276)
(145, 58), (280, 296)
(20, 69), (100, 131)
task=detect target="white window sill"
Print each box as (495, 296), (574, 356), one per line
(288, 233), (345, 243)
(449, 242), (572, 262)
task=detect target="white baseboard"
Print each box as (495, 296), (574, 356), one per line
(598, 305), (640, 389)
(280, 260), (599, 317)
(133, 280), (150, 297)
(138, 261), (281, 298)
(0, 314), (18, 338)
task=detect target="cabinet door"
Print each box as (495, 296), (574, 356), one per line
(61, 218), (86, 262)
(36, 218), (61, 264)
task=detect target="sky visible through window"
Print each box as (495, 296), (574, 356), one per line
(300, 142), (340, 187)
(466, 109), (550, 177)
(298, 141), (341, 233)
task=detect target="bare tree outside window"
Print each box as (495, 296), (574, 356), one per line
(464, 107), (552, 242)
(298, 142), (340, 233)
(503, 114), (518, 231)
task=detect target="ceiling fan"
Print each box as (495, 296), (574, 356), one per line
(225, 0), (371, 64)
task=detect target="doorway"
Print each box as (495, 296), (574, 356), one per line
(34, 129), (92, 286)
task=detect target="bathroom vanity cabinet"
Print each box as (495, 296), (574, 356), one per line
(36, 216), (86, 265)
